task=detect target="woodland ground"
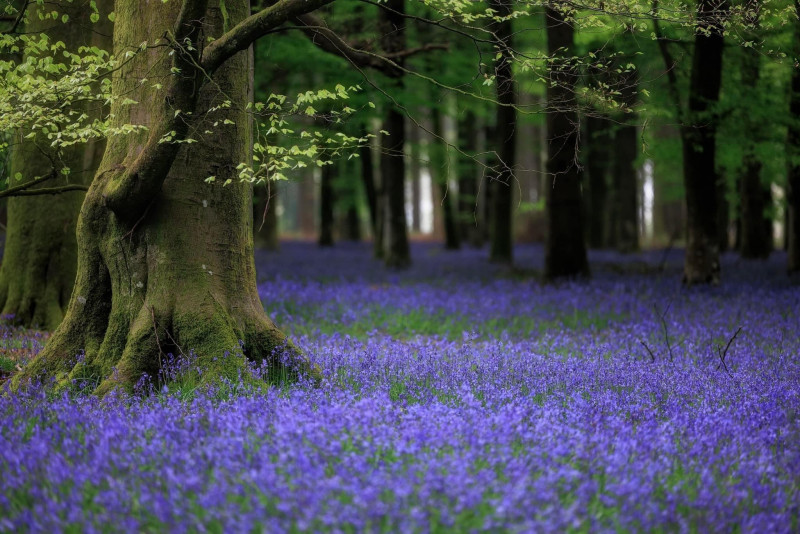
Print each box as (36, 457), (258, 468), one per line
(0, 241), (799, 532)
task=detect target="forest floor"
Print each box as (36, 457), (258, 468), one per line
(1, 242), (799, 532)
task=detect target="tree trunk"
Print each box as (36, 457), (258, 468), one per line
(789, 0), (800, 273)
(717, 177), (730, 252)
(457, 111), (482, 247)
(681, 0), (727, 284)
(318, 163), (335, 247)
(613, 70), (640, 253)
(360, 138), (378, 239)
(585, 116), (611, 249)
(14, 0), (316, 395)
(488, 0), (515, 264)
(379, 0), (410, 268)
(0, 2), (110, 331)
(738, 1), (771, 259)
(408, 117), (422, 234)
(253, 183), (279, 251)
(544, 5), (589, 279)
(431, 109), (460, 250)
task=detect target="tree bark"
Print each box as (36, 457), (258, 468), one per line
(0, 2), (110, 331)
(378, 0), (410, 268)
(788, 0), (800, 273)
(680, 0), (728, 284)
(585, 116), (611, 249)
(488, 0), (515, 264)
(13, 0), (317, 395)
(544, 5), (589, 279)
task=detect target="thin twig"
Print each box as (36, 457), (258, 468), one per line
(639, 340), (656, 362)
(716, 326), (742, 376)
(654, 299), (674, 362)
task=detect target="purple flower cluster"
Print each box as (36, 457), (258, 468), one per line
(1, 242), (798, 532)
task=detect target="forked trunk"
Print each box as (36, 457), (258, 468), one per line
(0, 2), (110, 330)
(14, 0), (316, 394)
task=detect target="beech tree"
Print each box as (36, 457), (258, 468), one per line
(11, 0), (336, 393)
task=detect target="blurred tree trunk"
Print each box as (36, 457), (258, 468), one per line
(318, 163), (335, 247)
(613, 68), (639, 253)
(431, 109), (460, 250)
(458, 111), (483, 247)
(544, 5), (589, 279)
(408, 117), (422, 234)
(790, 0), (800, 273)
(585, 116), (611, 249)
(680, 0), (727, 284)
(298, 168), (316, 238)
(0, 1), (111, 330)
(738, 1), (771, 259)
(717, 178), (729, 252)
(488, 0), (515, 264)
(379, 0), (410, 268)
(253, 183), (279, 251)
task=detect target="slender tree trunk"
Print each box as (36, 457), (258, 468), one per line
(431, 108), (460, 250)
(298, 168), (316, 238)
(680, 0), (728, 284)
(613, 69), (640, 253)
(585, 116), (611, 249)
(544, 5), (589, 279)
(318, 163), (335, 247)
(738, 0), (771, 259)
(253, 183), (279, 251)
(0, 1), (111, 331)
(14, 0), (316, 394)
(379, 0), (410, 268)
(717, 178), (730, 252)
(488, 0), (515, 264)
(360, 138), (378, 239)
(408, 118), (422, 234)
(457, 111), (481, 247)
(791, 1), (800, 273)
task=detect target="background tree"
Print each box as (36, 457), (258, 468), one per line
(544, 3), (589, 279)
(0, 1), (110, 330)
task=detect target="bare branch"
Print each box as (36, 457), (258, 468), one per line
(0, 183), (88, 197)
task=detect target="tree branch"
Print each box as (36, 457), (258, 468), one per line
(0, 2), (29, 35)
(202, 0), (335, 75)
(0, 184), (88, 198)
(0, 170), (58, 199)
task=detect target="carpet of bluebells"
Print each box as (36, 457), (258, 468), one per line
(1, 241), (799, 532)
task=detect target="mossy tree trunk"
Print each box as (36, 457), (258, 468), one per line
(488, 0), (515, 264)
(0, 1), (111, 331)
(788, 0), (800, 273)
(680, 0), (727, 284)
(544, 5), (589, 279)
(14, 0), (322, 394)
